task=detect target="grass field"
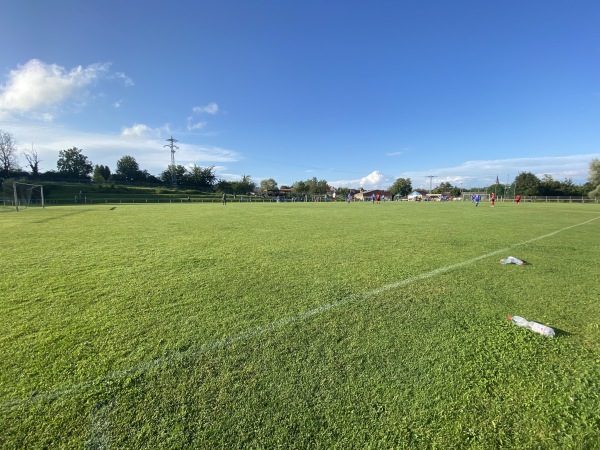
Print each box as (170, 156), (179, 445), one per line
(1, 201), (599, 449)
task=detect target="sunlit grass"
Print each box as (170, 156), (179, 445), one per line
(1, 201), (599, 448)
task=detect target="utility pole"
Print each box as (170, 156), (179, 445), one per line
(426, 175), (437, 194)
(164, 136), (179, 189)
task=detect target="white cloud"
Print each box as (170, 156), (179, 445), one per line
(331, 170), (395, 190)
(0, 60), (111, 117)
(192, 103), (219, 115)
(121, 123), (161, 138)
(0, 59), (133, 121)
(385, 151), (403, 156)
(360, 170), (386, 187)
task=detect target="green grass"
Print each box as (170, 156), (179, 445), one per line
(1, 201), (599, 449)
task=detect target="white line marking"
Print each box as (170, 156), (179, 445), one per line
(1, 215), (599, 411)
(87, 400), (113, 449)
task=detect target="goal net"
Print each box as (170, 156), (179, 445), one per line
(1, 182), (45, 211)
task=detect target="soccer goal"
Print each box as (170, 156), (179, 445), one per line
(1, 182), (45, 211)
(462, 192), (490, 202)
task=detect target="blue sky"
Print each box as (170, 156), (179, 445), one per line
(1, 0), (599, 190)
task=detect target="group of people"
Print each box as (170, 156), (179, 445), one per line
(471, 192), (522, 206)
(223, 192), (523, 206)
(370, 193), (384, 204)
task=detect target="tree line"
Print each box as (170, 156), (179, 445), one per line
(1, 129), (599, 197)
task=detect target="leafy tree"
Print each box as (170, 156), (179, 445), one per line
(588, 158), (600, 198)
(115, 155), (141, 182)
(539, 174), (561, 196)
(291, 180), (308, 195)
(558, 178), (582, 196)
(223, 176), (256, 196)
(388, 177), (412, 197)
(316, 179), (329, 194)
(216, 179), (234, 194)
(449, 187), (462, 197)
(160, 164), (187, 187)
(260, 178), (278, 193)
(514, 172), (541, 196)
(0, 130), (20, 175)
(38, 169), (58, 180)
(93, 164), (111, 183)
(301, 177), (328, 195)
(139, 170), (161, 184)
(336, 187), (350, 197)
(185, 164), (216, 188)
(432, 181), (453, 195)
(22, 145), (41, 176)
(534, 174), (586, 196)
(57, 147), (93, 179)
(487, 183), (511, 196)
(236, 174), (256, 195)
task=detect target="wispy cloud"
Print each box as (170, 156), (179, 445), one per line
(113, 72), (134, 86)
(187, 120), (207, 131)
(5, 122), (240, 175)
(385, 151), (403, 156)
(328, 154), (598, 190)
(187, 103), (220, 131)
(404, 155), (599, 188)
(192, 102), (219, 115)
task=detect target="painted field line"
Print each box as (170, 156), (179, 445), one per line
(87, 400), (113, 449)
(2, 215), (598, 412)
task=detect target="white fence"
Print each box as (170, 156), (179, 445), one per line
(511, 196), (597, 203)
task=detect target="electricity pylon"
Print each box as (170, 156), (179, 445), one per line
(426, 175), (437, 194)
(164, 136), (179, 188)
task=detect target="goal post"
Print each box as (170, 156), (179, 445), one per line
(4, 182), (45, 211)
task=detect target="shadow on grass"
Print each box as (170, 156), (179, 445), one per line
(552, 327), (572, 338)
(32, 208), (94, 224)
